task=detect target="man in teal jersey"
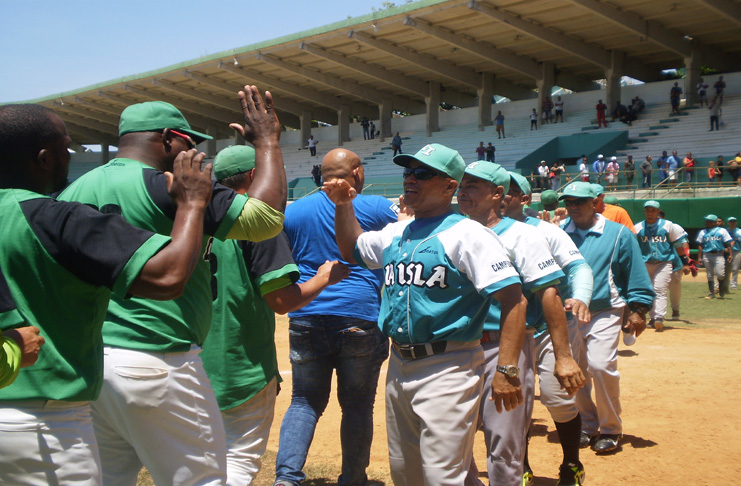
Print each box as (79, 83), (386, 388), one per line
(202, 145), (349, 486)
(560, 182), (654, 454)
(696, 214), (733, 299)
(325, 143), (526, 486)
(457, 163), (585, 486)
(59, 86), (287, 485)
(0, 104), (213, 485)
(727, 217), (740, 289)
(634, 201), (691, 331)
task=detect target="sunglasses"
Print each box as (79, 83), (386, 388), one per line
(403, 166), (442, 181)
(169, 129), (196, 150)
(563, 198), (592, 208)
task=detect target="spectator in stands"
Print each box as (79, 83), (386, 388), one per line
(542, 96), (554, 124)
(475, 142), (486, 161)
(716, 155), (725, 183)
(624, 155), (636, 187)
(682, 152), (697, 183)
(697, 78), (709, 107)
(622, 105), (638, 126)
(485, 142), (495, 162)
(606, 156), (620, 191)
(530, 108), (538, 130)
(538, 161), (550, 190)
(596, 99), (608, 128)
(707, 160), (717, 185)
(670, 82), (682, 115)
(391, 132), (402, 156)
(641, 155), (653, 188)
(730, 152), (741, 186)
(361, 116), (370, 140)
(667, 150), (680, 186)
(308, 135), (318, 157)
(369, 121), (375, 139)
(554, 96), (564, 123)
(709, 96), (722, 131)
(592, 154), (606, 184)
(632, 96), (646, 114)
(611, 101), (627, 122)
(714, 76), (726, 102)
(531, 163), (543, 192)
(579, 156), (590, 182)
(551, 160), (565, 190)
(495, 111), (505, 138)
(657, 151), (669, 182)
(311, 164), (322, 187)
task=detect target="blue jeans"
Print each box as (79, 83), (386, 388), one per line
(275, 316), (389, 486)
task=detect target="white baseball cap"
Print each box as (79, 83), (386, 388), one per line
(611, 156), (617, 161)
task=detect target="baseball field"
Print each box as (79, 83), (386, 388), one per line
(139, 278), (740, 485)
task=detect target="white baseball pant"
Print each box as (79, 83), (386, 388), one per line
(645, 262), (673, 321)
(669, 269), (683, 313)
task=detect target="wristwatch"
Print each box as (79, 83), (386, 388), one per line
(496, 364), (520, 378)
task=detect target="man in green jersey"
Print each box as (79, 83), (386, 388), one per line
(0, 103), (213, 485)
(202, 145), (349, 486)
(59, 86), (287, 485)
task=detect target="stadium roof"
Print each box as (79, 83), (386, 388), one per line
(22, 0), (741, 146)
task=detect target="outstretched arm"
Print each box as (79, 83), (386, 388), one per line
(490, 283), (527, 413)
(263, 260), (351, 315)
(323, 179), (364, 264)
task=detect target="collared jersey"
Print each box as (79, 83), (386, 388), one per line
(0, 189), (170, 401)
(695, 227), (733, 253)
(201, 232), (297, 411)
(562, 214), (654, 313)
(729, 227), (741, 252)
(484, 218), (564, 332)
(354, 212), (520, 344)
(59, 158), (248, 351)
(635, 219), (689, 263)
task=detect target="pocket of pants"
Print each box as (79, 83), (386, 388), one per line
(110, 365), (169, 408)
(339, 325), (388, 359)
(288, 328), (315, 364)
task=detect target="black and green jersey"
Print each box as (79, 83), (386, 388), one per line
(0, 189), (170, 401)
(201, 231), (298, 410)
(59, 158), (248, 351)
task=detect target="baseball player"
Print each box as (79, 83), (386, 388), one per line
(324, 143), (527, 486)
(58, 88), (287, 485)
(0, 104), (213, 484)
(502, 172), (595, 486)
(201, 145), (350, 486)
(634, 201), (691, 331)
(727, 217), (740, 289)
(592, 184), (635, 232)
(457, 163), (585, 486)
(560, 182), (654, 454)
(695, 214), (734, 299)
(658, 210), (693, 321)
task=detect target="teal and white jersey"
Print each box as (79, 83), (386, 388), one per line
(563, 214), (654, 313)
(635, 219), (688, 263)
(730, 228), (741, 252)
(695, 227), (733, 253)
(354, 212), (520, 344)
(483, 217), (564, 332)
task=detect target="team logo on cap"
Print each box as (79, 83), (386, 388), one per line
(467, 162), (480, 169)
(419, 145), (436, 156)
(567, 184), (578, 191)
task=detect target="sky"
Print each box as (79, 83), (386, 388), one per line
(1, 1), (399, 103)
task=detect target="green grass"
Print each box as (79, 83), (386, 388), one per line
(664, 278), (740, 328)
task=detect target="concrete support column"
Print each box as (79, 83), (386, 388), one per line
(605, 51), (624, 111)
(206, 126), (217, 157)
(684, 49), (702, 108)
(233, 132), (245, 145)
(379, 98), (393, 142)
(101, 144), (109, 165)
(426, 81), (440, 137)
(478, 72), (494, 131)
(300, 110), (312, 149)
(536, 62), (555, 120)
(337, 104), (351, 146)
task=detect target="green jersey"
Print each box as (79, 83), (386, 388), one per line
(0, 189), (169, 401)
(201, 231), (298, 410)
(59, 158), (248, 351)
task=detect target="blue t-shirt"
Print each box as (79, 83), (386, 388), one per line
(284, 191), (398, 321)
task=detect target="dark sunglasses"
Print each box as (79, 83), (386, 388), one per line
(403, 166), (442, 181)
(169, 129), (196, 150)
(563, 198), (591, 208)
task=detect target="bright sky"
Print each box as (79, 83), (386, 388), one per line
(1, 1), (394, 103)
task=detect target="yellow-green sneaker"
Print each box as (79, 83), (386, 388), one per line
(522, 469), (534, 486)
(555, 461), (585, 486)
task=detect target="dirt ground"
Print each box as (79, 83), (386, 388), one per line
(258, 306), (741, 485)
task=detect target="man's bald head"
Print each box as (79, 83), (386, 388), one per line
(322, 148), (364, 191)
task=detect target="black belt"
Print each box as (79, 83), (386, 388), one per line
(392, 341), (447, 360)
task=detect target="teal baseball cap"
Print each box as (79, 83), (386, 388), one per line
(559, 181), (595, 200)
(604, 195), (619, 205)
(119, 101), (212, 143)
(590, 183), (605, 196)
(644, 200), (661, 209)
(394, 143), (465, 182)
(540, 190), (559, 206)
(509, 172), (532, 195)
(463, 162), (510, 193)
(704, 214), (719, 221)
(213, 145), (256, 180)
(729, 217), (737, 222)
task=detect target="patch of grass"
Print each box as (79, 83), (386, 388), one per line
(665, 279), (739, 328)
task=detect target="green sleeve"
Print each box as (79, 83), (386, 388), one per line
(226, 198), (285, 242)
(0, 332), (21, 389)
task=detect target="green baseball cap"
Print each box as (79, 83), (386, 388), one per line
(559, 181), (595, 200)
(540, 190), (559, 205)
(644, 200), (661, 209)
(590, 183), (605, 196)
(704, 214), (718, 221)
(463, 162), (510, 193)
(394, 143), (465, 182)
(509, 172), (532, 195)
(119, 101), (212, 143)
(604, 195), (619, 205)
(213, 145), (256, 180)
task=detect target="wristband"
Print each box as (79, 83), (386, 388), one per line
(629, 303), (649, 314)
(681, 255), (690, 266)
